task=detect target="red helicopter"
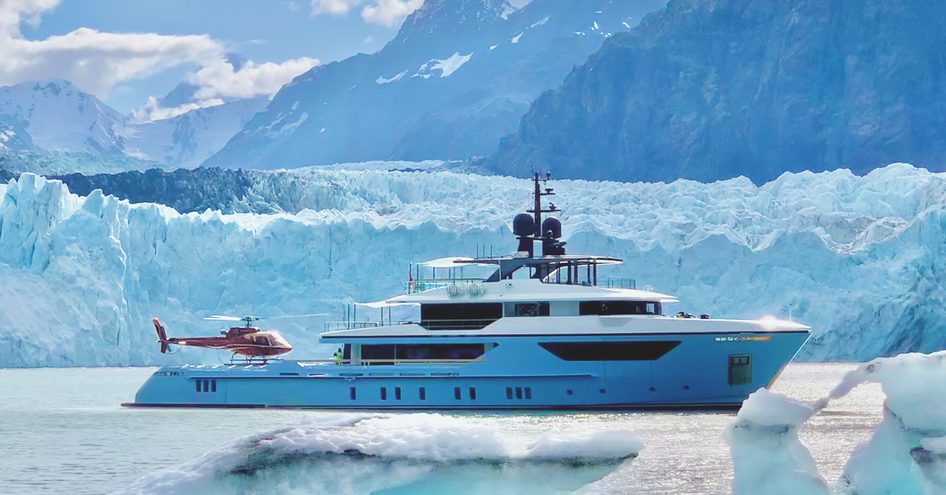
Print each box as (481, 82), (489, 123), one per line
(152, 315), (301, 363)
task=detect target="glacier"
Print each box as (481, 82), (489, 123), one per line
(1, 163), (945, 367)
(728, 351), (946, 494)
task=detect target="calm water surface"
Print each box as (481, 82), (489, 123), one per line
(0, 364), (883, 494)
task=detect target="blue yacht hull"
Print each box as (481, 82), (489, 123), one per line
(126, 330), (809, 409)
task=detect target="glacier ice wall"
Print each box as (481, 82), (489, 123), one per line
(1, 163), (945, 366)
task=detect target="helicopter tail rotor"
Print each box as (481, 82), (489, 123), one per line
(153, 317), (169, 353)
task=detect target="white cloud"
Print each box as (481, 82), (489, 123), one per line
(189, 57), (318, 101)
(0, 0), (222, 97)
(361, 0), (424, 27)
(310, 0), (363, 15)
(310, 0), (424, 27)
(132, 96), (224, 122)
(133, 56), (318, 122)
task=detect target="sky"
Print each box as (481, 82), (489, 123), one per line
(1, 0), (424, 117)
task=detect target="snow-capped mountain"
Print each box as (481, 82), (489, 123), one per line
(488, 0), (946, 183)
(124, 97), (268, 169)
(2, 163), (945, 366)
(203, 0), (667, 169)
(0, 74), (267, 173)
(0, 80), (127, 156)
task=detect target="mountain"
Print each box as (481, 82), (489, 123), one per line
(487, 0), (946, 183)
(0, 60), (268, 174)
(203, 0), (667, 169)
(123, 96), (268, 168)
(0, 80), (127, 156)
(2, 163), (946, 366)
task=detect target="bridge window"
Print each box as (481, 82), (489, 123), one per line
(579, 301), (661, 316)
(505, 302), (550, 317)
(539, 341), (680, 361)
(421, 303), (502, 330)
(729, 355), (752, 385)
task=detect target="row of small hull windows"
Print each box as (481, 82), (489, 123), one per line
(189, 355), (750, 395)
(196, 379), (217, 392)
(349, 386), (533, 401)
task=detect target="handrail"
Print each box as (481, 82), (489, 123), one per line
(323, 321), (380, 331)
(405, 277), (485, 294)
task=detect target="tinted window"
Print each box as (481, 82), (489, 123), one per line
(729, 355), (752, 385)
(505, 302), (550, 317)
(421, 303), (502, 330)
(579, 301), (661, 316)
(539, 341), (680, 361)
(361, 344), (491, 361)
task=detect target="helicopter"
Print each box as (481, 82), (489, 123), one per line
(152, 313), (322, 363)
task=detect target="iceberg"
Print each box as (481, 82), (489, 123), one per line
(728, 351), (946, 494)
(1, 163), (946, 366)
(117, 413), (641, 495)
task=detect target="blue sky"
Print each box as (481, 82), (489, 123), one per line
(3, 0), (414, 115)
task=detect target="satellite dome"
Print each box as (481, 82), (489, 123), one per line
(513, 213), (535, 236)
(542, 217), (562, 239)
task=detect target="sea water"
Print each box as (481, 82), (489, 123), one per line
(0, 364), (883, 495)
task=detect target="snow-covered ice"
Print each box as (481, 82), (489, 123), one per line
(729, 351), (946, 494)
(118, 413), (640, 495)
(1, 163), (946, 366)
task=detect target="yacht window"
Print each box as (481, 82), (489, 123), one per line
(210, 380), (217, 392)
(342, 344), (351, 360)
(361, 345), (396, 361)
(395, 387), (402, 400)
(505, 302), (550, 317)
(454, 387), (461, 400)
(729, 355), (752, 385)
(195, 380), (201, 392)
(419, 387), (426, 400)
(506, 387), (513, 399)
(469, 387), (477, 400)
(579, 301), (662, 316)
(525, 387), (532, 399)
(380, 387), (387, 400)
(539, 341), (680, 361)
(350, 387), (357, 400)
(421, 303), (502, 330)
(360, 343), (491, 362)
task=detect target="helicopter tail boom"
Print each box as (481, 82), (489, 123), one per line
(153, 317), (169, 353)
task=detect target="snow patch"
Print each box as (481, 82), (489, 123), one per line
(511, 32), (523, 44)
(413, 53), (473, 79)
(375, 70), (408, 85)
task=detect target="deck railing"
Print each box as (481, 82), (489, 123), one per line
(323, 321), (380, 331)
(603, 277), (637, 289)
(405, 277), (484, 294)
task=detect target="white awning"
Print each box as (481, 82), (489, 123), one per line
(355, 300), (419, 309)
(420, 257), (476, 268)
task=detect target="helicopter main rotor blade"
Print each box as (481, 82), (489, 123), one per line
(204, 315), (244, 321)
(263, 313), (329, 320)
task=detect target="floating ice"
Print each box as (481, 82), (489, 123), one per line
(729, 351), (946, 494)
(117, 413), (641, 495)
